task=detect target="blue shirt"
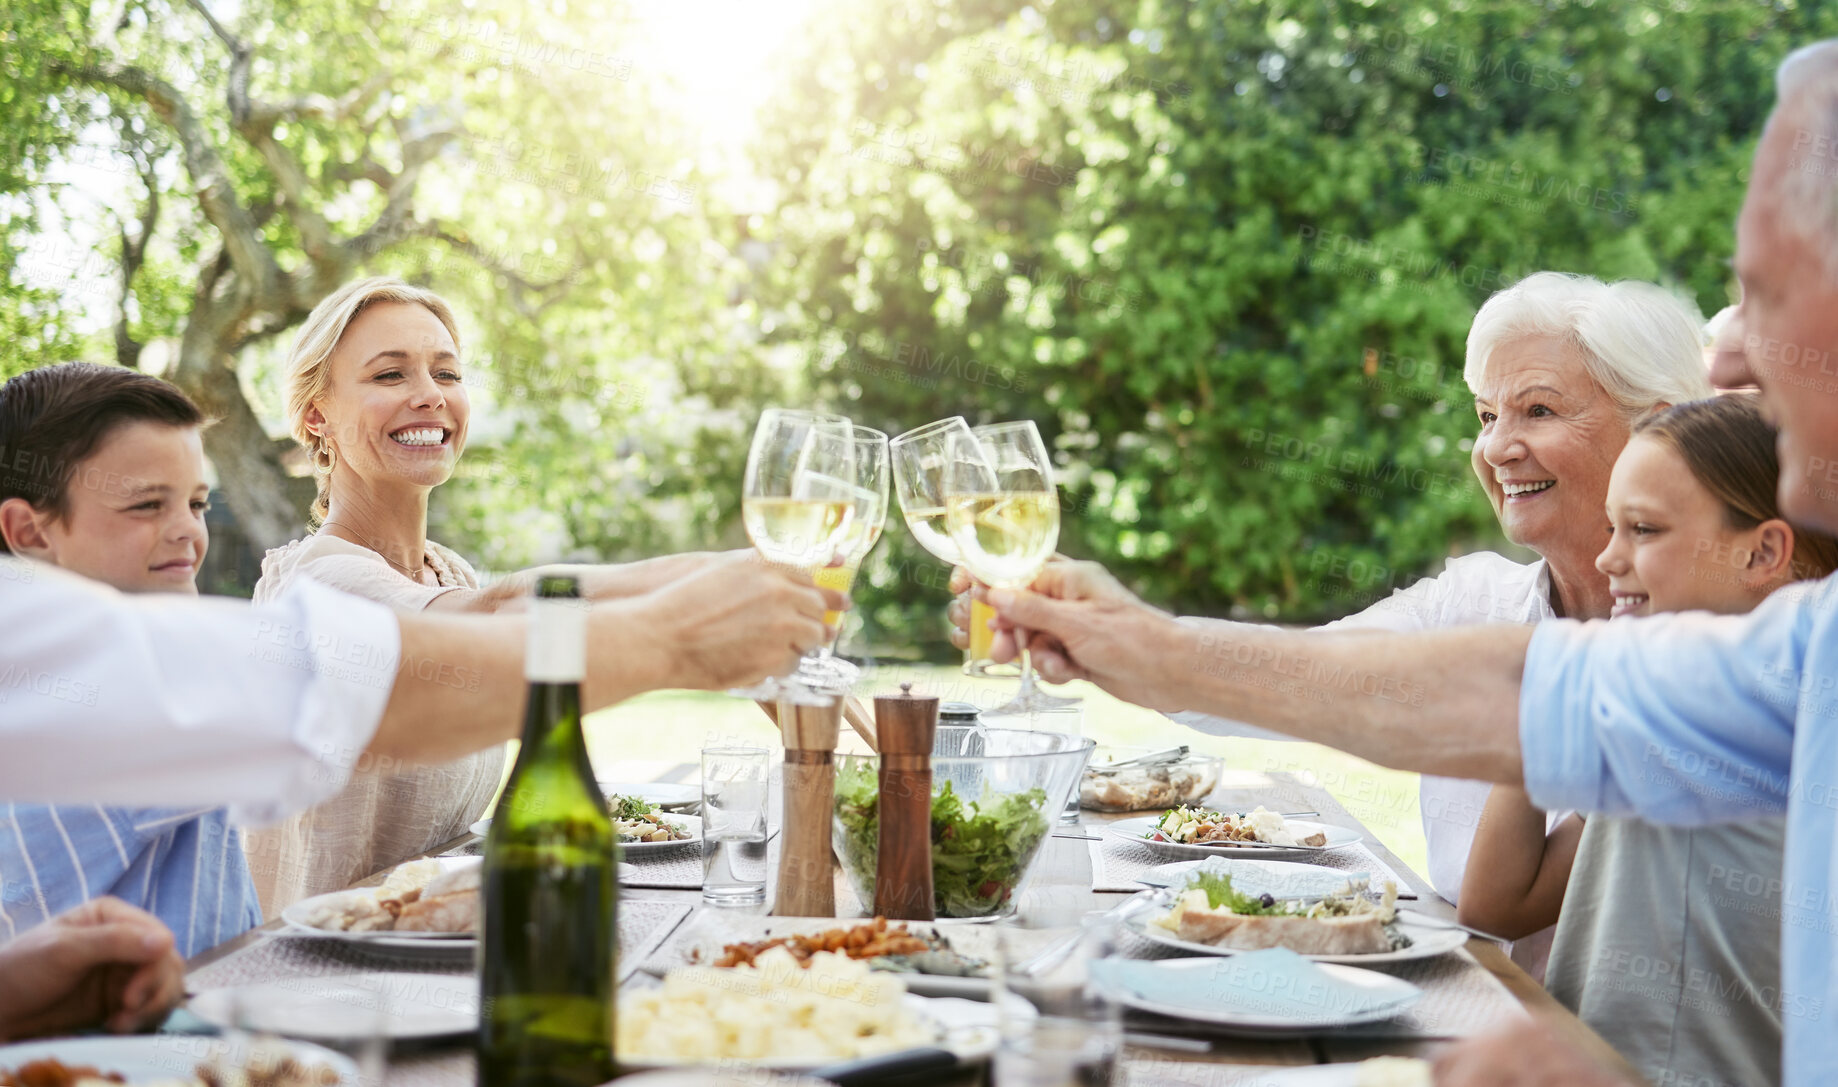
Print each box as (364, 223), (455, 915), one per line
(1522, 575), (1838, 1086)
(0, 803), (263, 958)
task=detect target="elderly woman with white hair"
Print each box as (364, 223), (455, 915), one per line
(243, 276), (730, 914)
(1084, 271), (1715, 975)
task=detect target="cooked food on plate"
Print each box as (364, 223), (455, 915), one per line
(1152, 872), (1410, 955)
(1080, 751), (1221, 812)
(700, 917), (987, 978)
(294, 858), (478, 934)
(0, 1046), (341, 1087)
(609, 795), (693, 843)
(616, 949), (933, 1062)
(1147, 805), (1327, 847)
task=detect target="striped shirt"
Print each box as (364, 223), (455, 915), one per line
(0, 803), (262, 958)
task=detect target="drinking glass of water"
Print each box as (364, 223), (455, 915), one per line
(700, 746), (770, 907)
(994, 896), (1122, 1087)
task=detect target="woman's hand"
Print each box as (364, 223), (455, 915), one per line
(0, 898), (185, 1042)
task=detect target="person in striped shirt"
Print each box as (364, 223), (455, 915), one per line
(0, 362), (263, 956)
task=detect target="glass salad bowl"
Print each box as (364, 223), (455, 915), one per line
(832, 726), (1094, 919)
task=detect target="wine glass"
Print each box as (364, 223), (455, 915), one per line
(808, 425), (890, 682)
(736, 409), (859, 701)
(890, 417), (1015, 678)
(944, 421), (1074, 716)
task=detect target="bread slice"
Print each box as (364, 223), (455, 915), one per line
(395, 860), (480, 933)
(1175, 907), (1392, 955)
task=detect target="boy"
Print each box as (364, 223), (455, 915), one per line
(0, 362), (262, 957)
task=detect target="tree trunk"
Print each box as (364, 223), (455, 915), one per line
(171, 298), (313, 555)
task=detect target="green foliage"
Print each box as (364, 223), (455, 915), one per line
(754, 0), (1832, 650)
(1, 0), (1830, 656)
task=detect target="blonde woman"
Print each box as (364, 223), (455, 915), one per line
(247, 277), (722, 913)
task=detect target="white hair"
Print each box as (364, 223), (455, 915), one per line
(1464, 271), (1714, 420)
(1772, 41), (1838, 283)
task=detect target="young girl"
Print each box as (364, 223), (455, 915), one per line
(1459, 394), (1838, 1087)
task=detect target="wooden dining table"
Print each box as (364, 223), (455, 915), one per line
(181, 766), (1640, 1085)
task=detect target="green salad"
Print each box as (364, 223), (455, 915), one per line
(833, 764), (1051, 917)
(1188, 870), (1282, 914)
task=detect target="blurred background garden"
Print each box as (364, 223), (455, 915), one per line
(5, 0), (1832, 869)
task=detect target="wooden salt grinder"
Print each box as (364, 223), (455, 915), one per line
(874, 682), (939, 921)
(773, 696), (842, 917)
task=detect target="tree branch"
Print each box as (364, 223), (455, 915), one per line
(114, 141), (160, 370)
(181, 0), (241, 58)
(50, 57), (282, 302)
(344, 112), (458, 260)
(243, 70), (392, 130)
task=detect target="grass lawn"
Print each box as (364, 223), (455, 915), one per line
(580, 661), (1430, 880)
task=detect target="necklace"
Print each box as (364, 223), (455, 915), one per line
(319, 520), (435, 584)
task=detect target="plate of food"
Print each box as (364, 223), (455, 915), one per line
(280, 857), (478, 950)
(1080, 746), (1223, 812)
(598, 781), (700, 811)
(1126, 871), (1465, 964)
(616, 949), (1002, 1071)
(470, 797), (699, 853)
(1134, 856), (1371, 899)
(670, 917), (992, 999)
(1092, 949), (1421, 1033)
(1109, 806), (1364, 859)
(189, 972), (479, 1042)
(0, 1035), (358, 1086)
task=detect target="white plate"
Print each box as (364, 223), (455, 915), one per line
(1107, 957), (1420, 1032)
(601, 782), (701, 810)
(618, 993), (1000, 1071)
(1135, 858), (1368, 898)
(469, 813), (701, 854)
(0, 1035), (360, 1084)
(281, 888), (475, 950)
(1108, 817), (1364, 860)
(1126, 908), (1468, 964)
(189, 972), (479, 1041)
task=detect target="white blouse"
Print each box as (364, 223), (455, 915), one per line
(244, 533), (508, 917)
(0, 556), (395, 822)
(1173, 551), (1568, 977)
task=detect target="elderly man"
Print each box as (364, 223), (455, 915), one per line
(980, 41), (1838, 1086)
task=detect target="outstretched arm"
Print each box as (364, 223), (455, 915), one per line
(980, 560), (1532, 782)
(427, 551), (730, 613)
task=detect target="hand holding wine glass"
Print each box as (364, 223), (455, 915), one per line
(943, 420), (1074, 716)
(735, 409), (860, 701)
(891, 416), (1010, 677)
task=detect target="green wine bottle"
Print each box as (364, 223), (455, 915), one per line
(479, 575), (617, 1087)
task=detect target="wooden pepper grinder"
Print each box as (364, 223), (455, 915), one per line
(772, 695), (842, 917)
(874, 682), (939, 920)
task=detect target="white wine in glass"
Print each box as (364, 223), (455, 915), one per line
(943, 491), (1060, 588)
(735, 409), (857, 701)
(944, 420), (1072, 714)
(900, 504), (957, 563)
(892, 416), (1013, 677)
(743, 492), (854, 569)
